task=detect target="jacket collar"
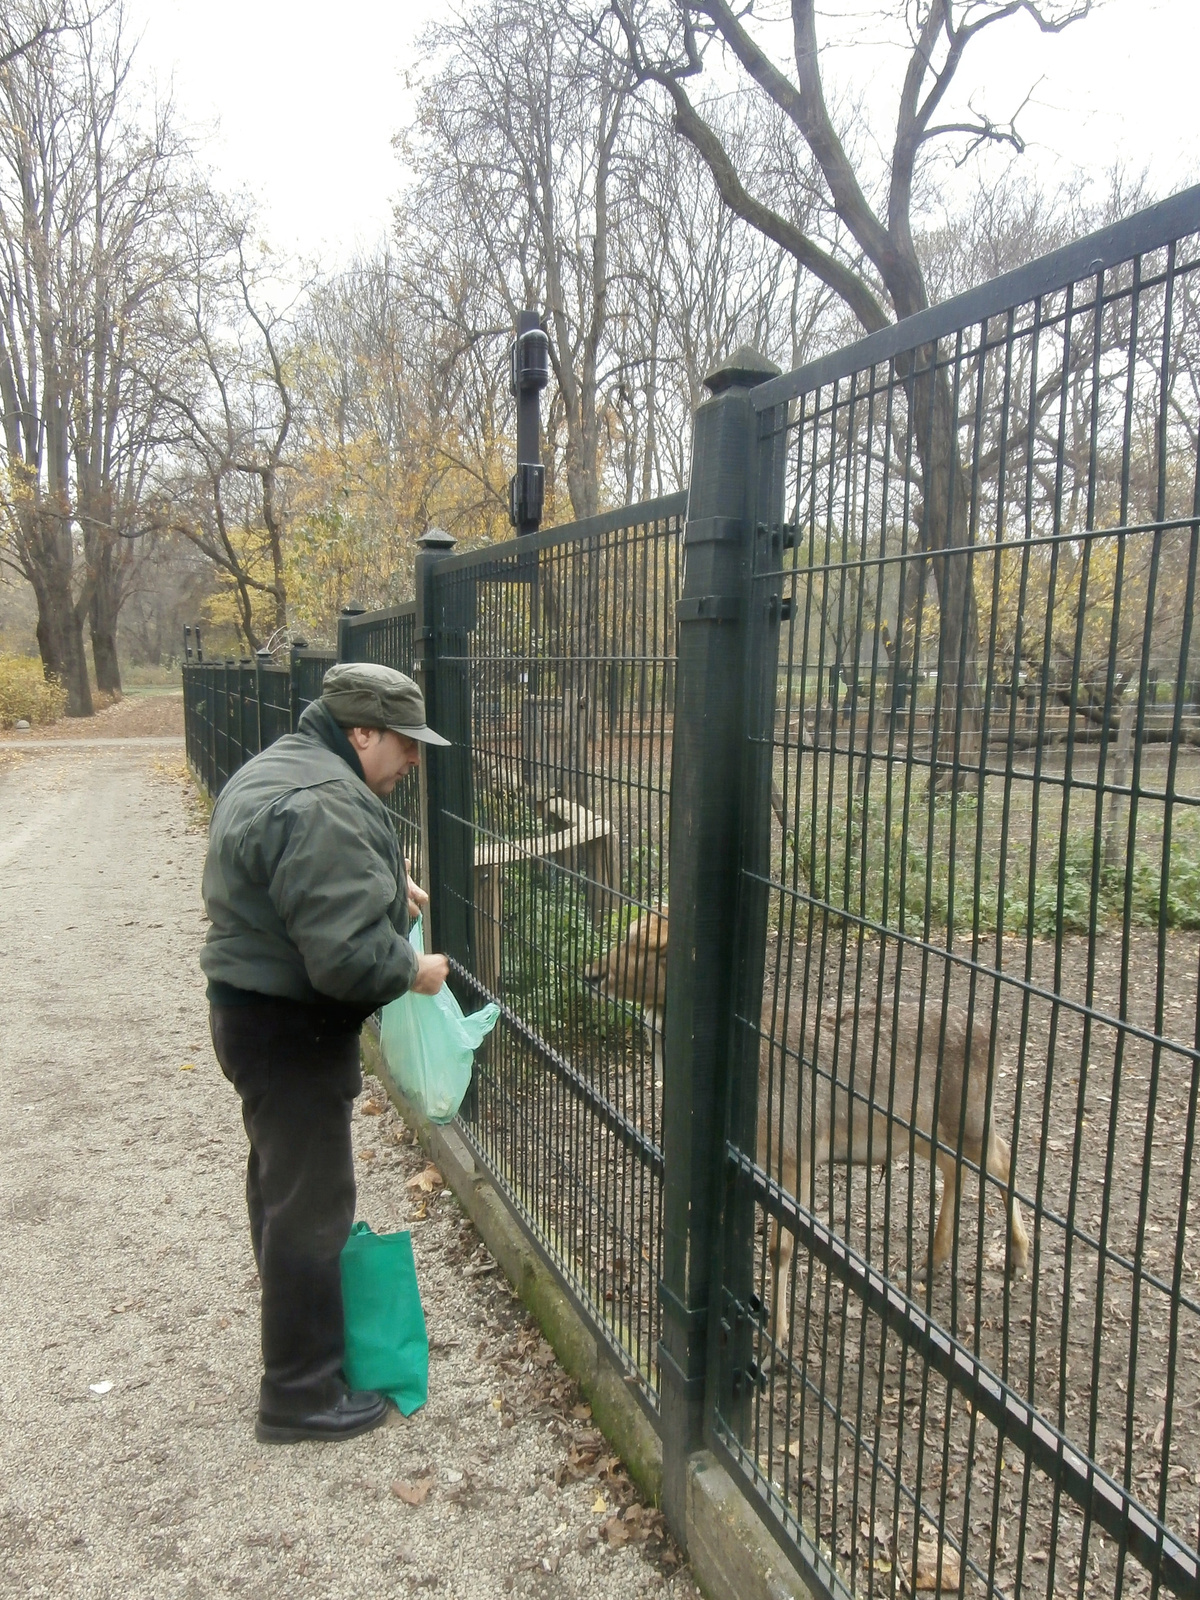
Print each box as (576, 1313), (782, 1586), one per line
(296, 699), (367, 784)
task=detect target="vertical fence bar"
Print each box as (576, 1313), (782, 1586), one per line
(658, 347), (781, 1540)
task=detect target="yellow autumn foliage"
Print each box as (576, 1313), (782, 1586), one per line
(0, 653), (68, 726)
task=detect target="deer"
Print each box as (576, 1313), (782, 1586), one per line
(586, 911), (1030, 1355)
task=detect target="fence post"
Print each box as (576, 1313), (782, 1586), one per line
(414, 529), (475, 983)
(338, 602), (368, 663)
(658, 345), (781, 1543)
(255, 649), (273, 752)
(286, 639), (308, 731)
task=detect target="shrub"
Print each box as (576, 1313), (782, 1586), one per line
(0, 654), (67, 727)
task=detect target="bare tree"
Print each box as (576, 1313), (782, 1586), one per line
(0, 0), (179, 711)
(0, 0), (74, 72)
(609, 0), (1093, 780)
(408, 0), (639, 522)
(150, 200), (298, 652)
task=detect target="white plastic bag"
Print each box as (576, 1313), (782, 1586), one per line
(379, 916), (499, 1124)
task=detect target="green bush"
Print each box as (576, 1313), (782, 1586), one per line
(501, 861), (642, 1052)
(0, 654), (66, 727)
(792, 781), (1200, 940)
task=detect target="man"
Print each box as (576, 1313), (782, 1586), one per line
(201, 661), (450, 1444)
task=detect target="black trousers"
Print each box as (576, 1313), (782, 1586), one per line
(209, 1001), (362, 1416)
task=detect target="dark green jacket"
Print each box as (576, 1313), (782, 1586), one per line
(200, 701), (418, 1012)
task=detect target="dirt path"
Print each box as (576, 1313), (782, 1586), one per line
(0, 743), (695, 1600)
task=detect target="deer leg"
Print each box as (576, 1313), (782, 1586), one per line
(930, 1148), (959, 1273)
(986, 1131), (1029, 1273)
(768, 1220), (793, 1356)
(768, 1154), (802, 1358)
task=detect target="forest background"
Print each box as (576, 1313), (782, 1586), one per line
(1, 0), (1196, 716)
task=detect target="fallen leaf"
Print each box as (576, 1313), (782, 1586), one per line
(601, 1515), (630, 1547)
(411, 1201), (428, 1222)
(362, 1097), (387, 1116)
(406, 1164), (444, 1194)
(592, 1493), (607, 1514)
(915, 1541), (961, 1590)
(359, 1149), (377, 1164)
(180, 1063), (196, 1072)
(570, 1403), (592, 1421)
(391, 1478), (432, 1506)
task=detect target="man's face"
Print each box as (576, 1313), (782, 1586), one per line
(349, 727), (422, 797)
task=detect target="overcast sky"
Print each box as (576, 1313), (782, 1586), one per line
(124, 0), (1200, 269)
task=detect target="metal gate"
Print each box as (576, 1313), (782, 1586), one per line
(699, 189), (1200, 1600)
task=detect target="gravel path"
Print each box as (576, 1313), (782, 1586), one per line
(0, 743), (697, 1600)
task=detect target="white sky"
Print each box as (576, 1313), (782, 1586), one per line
(124, 0), (1200, 269)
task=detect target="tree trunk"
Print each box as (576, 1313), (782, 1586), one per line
(25, 512), (93, 717)
(33, 566), (92, 716)
(89, 565), (123, 694)
(910, 353), (982, 790)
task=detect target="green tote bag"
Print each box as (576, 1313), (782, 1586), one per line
(340, 1221), (428, 1415)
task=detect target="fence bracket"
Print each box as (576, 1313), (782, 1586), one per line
(676, 594), (742, 624)
(685, 516), (743, 547)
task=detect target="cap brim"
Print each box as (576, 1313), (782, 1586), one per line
(388, 723), (452, 747)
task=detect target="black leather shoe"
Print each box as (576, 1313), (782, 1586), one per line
(255, 1387), (389, 1444)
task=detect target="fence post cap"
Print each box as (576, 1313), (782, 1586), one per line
(255, 648), (273, 661)
(417, 526), (456, 552)
(339, 603), (367, 617)
(703, 345), (781, 395)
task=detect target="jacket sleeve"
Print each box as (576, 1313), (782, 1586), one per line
(266, 786), (420, 1007)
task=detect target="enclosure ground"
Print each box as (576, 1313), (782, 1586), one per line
(0, 739), (699, 1600)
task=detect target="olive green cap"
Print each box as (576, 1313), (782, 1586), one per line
(320, 662), (451, 746)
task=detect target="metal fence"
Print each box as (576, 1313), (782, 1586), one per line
(420, 498), (684, 1410)
(701, 187), (1200, 1600)
(339, 602), (423, 887)
(182, 656), (294, 796)
(181, 186), (1200, 1600)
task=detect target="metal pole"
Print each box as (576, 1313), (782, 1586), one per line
(414, 527), (459, 955)
(509, 310), (549, 537)
(658, 345), (783, 1544)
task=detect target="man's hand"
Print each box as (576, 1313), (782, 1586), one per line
(411, 952), (449, 995)
(406, 861), (430, 923)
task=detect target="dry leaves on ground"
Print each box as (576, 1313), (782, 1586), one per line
(914, 1540), (962, 1591)
(406, 1164), (444, 1194)
(391, 1475), (434, 1507)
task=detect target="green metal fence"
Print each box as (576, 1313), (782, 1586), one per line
(418, 497), (685, 1414)
(698, 186), (1200, 1600)
(182, 655), (296, 794)
(182, 186), (1200, 1600)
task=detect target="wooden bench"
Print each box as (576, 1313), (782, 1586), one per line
(473, 797), (616, 997)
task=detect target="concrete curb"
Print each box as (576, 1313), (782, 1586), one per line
(362, 1028), (815, 1600)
